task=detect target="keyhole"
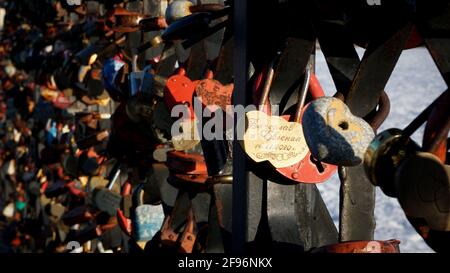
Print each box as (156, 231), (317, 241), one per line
(310, 155), (325, 173)
(338, 121), (349, 130)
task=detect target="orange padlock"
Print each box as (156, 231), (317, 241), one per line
(164, 68), (198, 121)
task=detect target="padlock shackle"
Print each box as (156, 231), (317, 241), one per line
(294, 63), (311, 123)
(367, 91), (390, 131)
(258, 51), (282, 108)
(131, 54), (139, 72)
(106, 161), (121, 190)
(131, 183), (146, 208)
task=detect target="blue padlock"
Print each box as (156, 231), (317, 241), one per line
(132, 183), (165, 249)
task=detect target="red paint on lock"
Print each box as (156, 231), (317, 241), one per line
(117, 208), (132, 236)
(166, 151), (208, 175)
(276, 73), (337, 184)
(116, 178), (133, 236)
(423, 90), (449, 163)
(164, 68), (199, 120)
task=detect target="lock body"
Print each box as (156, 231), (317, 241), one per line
(364, 128), (420, 197)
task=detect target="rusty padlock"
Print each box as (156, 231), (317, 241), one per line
(166, 150), (208, 184)
(178, 208), (198, 253)
(160, 215), (179, 248)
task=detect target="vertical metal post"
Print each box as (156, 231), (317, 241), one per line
(232, 0), (248, 254)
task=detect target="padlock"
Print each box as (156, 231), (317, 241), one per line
(302, 96), (375, 166)
(394, 91), (450, 232)
(364, 91), (448, 196)
(165, 0), (194, 24)
(239, 53), (309, 169)
(126, 64), (161, 125)
(395, 152), (450, 231)
(364, 128), (420, 197)
(164, 68), (201, 151)
(178, 208), (198, 253)
(194, 72), (233, 113)
(311, 240), (401, 253)
(275, 68), (337, 184)
(159, 192), (193, 249)
(194, 71), (232, 176)
(166, 151), (208, 176)
(107, 7), (143, 33)
(160, 215), (179, 248)
(92, 162), (122, 216)
(131, 183), (165, 250)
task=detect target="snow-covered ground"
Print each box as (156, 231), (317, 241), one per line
(315, 46), (447, 253)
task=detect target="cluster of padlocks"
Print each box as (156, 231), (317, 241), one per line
(0, 0), (448, 253)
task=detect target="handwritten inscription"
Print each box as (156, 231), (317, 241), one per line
(195, 79), (233, 110)
(240, 111), (309, 168)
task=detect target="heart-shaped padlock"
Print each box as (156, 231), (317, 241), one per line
(302, 96), (375, 166)
(164, 68), (201, 151)
(195, 72), (233, 110)
(239, 55), (310, 170)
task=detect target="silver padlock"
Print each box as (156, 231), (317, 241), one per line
(132, 183), (165, 250)
(302, 96), (375, 166)
(92, 162), (122, 216)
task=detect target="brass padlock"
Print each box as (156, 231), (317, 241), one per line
(364, 128), (420, 197)
(395, 152), (450, 231)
